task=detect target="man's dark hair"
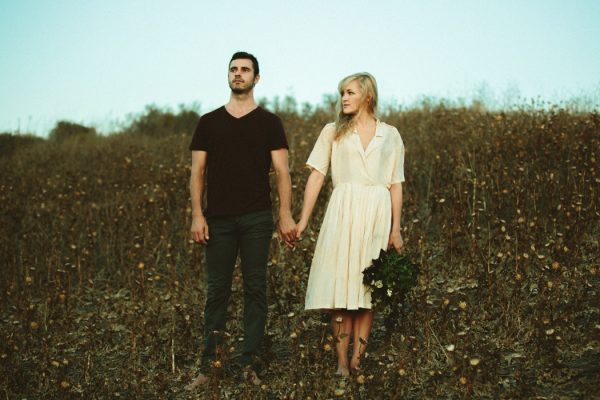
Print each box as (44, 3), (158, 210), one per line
(230, 51), (259, 76)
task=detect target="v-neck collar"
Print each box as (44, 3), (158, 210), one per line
(223, 105), (260, 120)
(353, 120), (383, 155)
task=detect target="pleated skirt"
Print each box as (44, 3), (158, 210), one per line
(304, 183), (391, 310)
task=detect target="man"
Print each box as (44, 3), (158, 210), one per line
(186, 51), (296, 389)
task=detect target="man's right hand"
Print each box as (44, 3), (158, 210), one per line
(191, 216), (209, 244)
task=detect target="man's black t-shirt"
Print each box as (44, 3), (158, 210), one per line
(189, 106), (288, 217)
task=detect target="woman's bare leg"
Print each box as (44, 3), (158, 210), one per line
(350, 309), (373, 371)
(331, 310), (353, 376)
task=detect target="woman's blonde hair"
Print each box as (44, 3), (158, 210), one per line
(334, 72), (379, 140)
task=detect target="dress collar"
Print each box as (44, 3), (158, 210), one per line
(351, 119), (383, 136)
(374, 119), (384, 137)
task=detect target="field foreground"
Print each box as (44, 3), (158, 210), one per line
(1, 105), (599, 399)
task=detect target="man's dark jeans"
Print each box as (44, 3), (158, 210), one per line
(202, 209), (273, 371)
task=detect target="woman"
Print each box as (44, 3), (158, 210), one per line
(296, 72), (405, 376)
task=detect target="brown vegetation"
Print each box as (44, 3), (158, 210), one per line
(0, 103), (598, 399)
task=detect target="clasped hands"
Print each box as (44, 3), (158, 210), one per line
(277, 215), (311, 248)
(277, 214), (298, 248)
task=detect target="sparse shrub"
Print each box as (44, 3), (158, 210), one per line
(48, 120), (97, 142)
(0, 132), (44, 157)
(124, 105), (199, 137)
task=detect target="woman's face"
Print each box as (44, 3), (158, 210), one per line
(341, 80), (364, 115)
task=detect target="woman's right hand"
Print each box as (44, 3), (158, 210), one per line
(191, 216), (209, 245)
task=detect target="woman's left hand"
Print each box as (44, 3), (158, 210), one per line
(388, 230), (403, 254)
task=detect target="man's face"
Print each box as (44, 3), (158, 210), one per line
(228, 58), (259, 94)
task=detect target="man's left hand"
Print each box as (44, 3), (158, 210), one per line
(278, 215), (297, 248)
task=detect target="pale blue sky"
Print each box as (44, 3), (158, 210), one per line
(1, 0), (599, 135)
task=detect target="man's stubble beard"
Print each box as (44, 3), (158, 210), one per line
(229, 81), (255, 95)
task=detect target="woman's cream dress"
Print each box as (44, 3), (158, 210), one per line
(304, 121), (406, 310)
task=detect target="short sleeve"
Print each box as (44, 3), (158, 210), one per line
(189, 115), (208, 151)
(306, 123), (335, 176)
(269, 116), (289, 150)
(391, 130), (405, 184)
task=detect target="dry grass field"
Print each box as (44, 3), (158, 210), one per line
(1, 103), (598, 399)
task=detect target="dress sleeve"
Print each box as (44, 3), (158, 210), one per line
(391, 129), (405, 184)
(306, 123), (335, 176)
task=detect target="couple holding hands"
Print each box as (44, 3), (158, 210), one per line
(187, 51), (405, 389)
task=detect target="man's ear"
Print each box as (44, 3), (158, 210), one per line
(254, 74), (260, 85)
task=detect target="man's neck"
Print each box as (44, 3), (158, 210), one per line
(226, 92), (258, 117)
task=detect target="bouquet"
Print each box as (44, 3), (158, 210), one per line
(362, 249), (419, 314)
